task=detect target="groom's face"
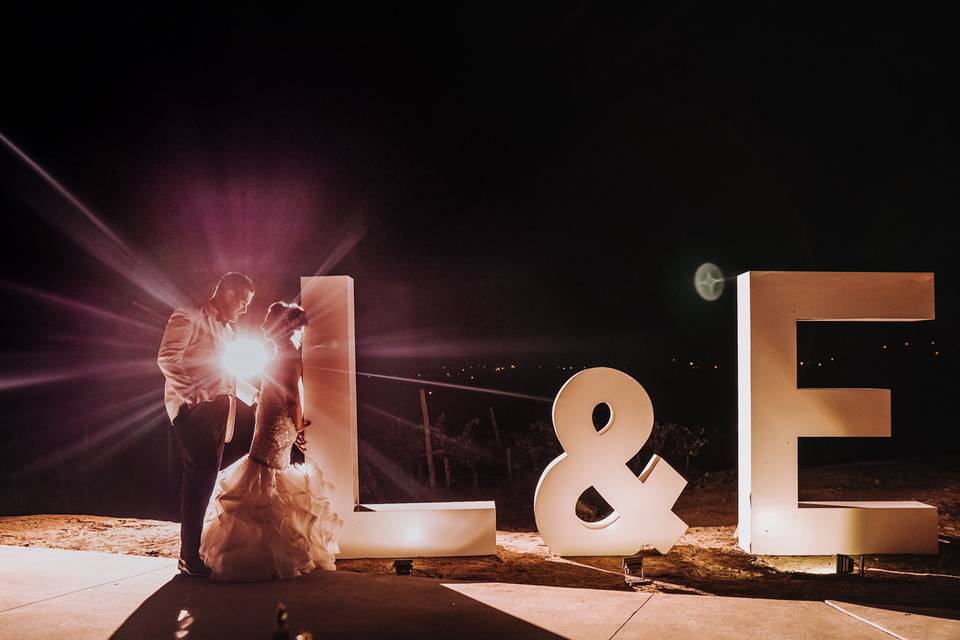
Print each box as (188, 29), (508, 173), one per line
(225, 289), (255, 323)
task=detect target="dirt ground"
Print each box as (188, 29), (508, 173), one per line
(2, 461), (958, 609)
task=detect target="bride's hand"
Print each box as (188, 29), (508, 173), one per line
(294, 430), (307, 453)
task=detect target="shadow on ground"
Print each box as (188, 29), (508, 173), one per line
(334, 531), (960, 611)
(110, 570), (562, 640)
(574, 536), (960, 610)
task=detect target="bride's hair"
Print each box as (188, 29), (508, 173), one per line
(262, 301), (308, 340)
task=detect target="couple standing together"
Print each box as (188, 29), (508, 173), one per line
(157, 272), (342, 581)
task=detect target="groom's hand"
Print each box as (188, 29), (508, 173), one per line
(294, 430), (307, 453)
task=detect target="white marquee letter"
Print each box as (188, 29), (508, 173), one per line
(534, 368), (687, 555)
(300, 276), (496, 558)
(737, 271), (937, 555)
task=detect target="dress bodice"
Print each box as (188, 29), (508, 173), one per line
(249, 348), (300, 469)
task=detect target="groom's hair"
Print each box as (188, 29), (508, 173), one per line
(213, 272), (255, 297)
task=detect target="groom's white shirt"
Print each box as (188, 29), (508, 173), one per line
(157, 300), (237, 427)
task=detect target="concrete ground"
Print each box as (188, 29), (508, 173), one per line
(1, 545), (957, 639)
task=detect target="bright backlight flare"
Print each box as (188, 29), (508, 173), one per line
(224, 338), (268, 378)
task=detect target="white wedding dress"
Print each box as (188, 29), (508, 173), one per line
(199, 348), (342, 581)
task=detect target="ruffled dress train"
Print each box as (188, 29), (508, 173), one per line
(199, 454), (342, 582)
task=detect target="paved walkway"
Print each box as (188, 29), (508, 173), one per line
(1, 546), (957, 639)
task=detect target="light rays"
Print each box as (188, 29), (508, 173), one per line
(131, 301), (170, 322)
(0, 131), (129, 250)
(17, 387), (165, 475)
(0, 358), (158, 392)
(0, 370), (93, 392)
(310, 217), (367, 278)
(359, 402), (492, 462)
(0, 129), (378, 508)
(149, 160), (365, 282)
(0, 280), (161, 334)
(82, 407), (169, 472)
(0, 131), (184, 481)
(356, 439), (436, 502)
(40, 331), (161, 353)
(186, 170), (320, 274)
(0, 279), (160, 403)
(0, 130), (187, 309)
(356, 328), (597, 360)
(353, 369), (552, 403)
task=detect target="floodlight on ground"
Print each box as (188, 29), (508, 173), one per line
(274, 602), (289, 640)
(835, 554), (865, 576)
(622, 554), (651, 586)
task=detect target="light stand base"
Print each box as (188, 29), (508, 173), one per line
(835, 554), (866, 576)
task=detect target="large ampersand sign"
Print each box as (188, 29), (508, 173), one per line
(534, 367), (688, 555)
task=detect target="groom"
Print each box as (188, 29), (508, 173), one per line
(157, 272), (255, 576)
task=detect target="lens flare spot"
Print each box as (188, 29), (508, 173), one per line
(694, 262), (725, 301)
(224, 338), (269, 378)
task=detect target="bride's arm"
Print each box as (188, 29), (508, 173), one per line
(282, 357), (309, 432)
(291, 378), (305, 432)
(290, 359), (309, 453)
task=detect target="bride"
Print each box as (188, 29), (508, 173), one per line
(199, 301), (342, 581)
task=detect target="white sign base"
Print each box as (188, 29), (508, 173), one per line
(778, 501), (938, 555)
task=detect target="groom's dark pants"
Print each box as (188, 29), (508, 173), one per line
(172, 395), (229, 563)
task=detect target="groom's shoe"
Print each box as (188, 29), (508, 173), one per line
(178, 557), (213, 577)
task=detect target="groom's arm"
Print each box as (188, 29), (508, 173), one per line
(157, 309), (196, 400)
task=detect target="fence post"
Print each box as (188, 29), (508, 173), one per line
(488, 406), (501, 449)
(419, 388), (436, 488)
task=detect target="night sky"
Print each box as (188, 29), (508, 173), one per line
(1, 6), (957, 516)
